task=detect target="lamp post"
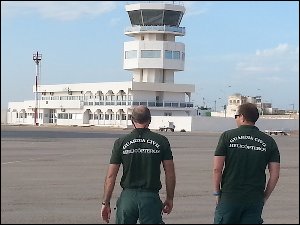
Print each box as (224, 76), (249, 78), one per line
(290, 103), (294, 112)
(214, 100), (216, 112)
(219, 85), (231, 118)
(33, 51), (42, 126)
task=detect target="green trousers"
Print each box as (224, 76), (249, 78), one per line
(115, 189), (164, 224)
(214, 200), (264, 224)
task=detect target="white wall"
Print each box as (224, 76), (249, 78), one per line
(191, 116), (299, 132)
(132, 91), (156, 101)
(150, 116), (192, 131)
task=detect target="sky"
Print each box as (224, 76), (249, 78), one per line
(1, 1), (299, 111)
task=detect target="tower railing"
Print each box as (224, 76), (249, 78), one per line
(126, 1), (184, 6)
(81, 100), (193, 108)
(125, 25), (185, 35)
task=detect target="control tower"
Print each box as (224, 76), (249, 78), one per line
(124, 1), (195, 116)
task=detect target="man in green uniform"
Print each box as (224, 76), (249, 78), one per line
(101, 105), (176, 224)
(213, 103), (280, 224)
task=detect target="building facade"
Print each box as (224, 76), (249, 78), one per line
(212, 93), (285, 118)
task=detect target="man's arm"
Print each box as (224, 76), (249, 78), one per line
(213, 156), (225, 204)
(162, 159), (176, 214)
(101, 164), (120, 223)
(264, 162), (280, 203)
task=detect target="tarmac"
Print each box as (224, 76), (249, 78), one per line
(1, 125), (299, 224)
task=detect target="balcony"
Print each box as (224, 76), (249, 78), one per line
(131, 101), (193, 108)
(125, 25), (185, 36)
(82, 100), (193, 108)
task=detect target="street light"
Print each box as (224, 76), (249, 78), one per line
(290, 103), (295, 111)
(33, 51), (42, 126)
(219, 85), (231, 117)
(257, 89), (263, 115)
(214, 97), (222, 112)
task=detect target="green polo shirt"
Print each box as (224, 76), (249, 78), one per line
(215, 125), (280, 202)
(110, 128), (173, 192)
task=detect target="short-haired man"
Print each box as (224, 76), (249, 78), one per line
(213, 103), (280, 224)
(101, 105), (176, 224)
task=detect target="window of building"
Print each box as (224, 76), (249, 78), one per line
(99, 114), (104, 120)
(128, 10), (143, 25)
(165, 50), (173, 59)
(125, 50), (137, 59)
(173, 51), (180, 60)
(142, 10), (164, 26)
(141, 50), (161, 58)
(163, 10), (183, 26)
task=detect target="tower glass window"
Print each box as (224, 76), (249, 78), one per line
(125, 50), (137, 59)
(142, 10), (164, 26)
(173, 51), (180, 60)
(127, 9), (184, 27)
(165, 50), (173, 59)
(128, 10), (142, 25)
(164, 10), (183, 27)
(141, 50), (161, 58)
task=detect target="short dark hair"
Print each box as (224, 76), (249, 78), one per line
(131, 106), (151, 124)
(238, 103), (259, 123)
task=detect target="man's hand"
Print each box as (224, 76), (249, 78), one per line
(162, 199), (173, 214)
(101, 205), (111, 223)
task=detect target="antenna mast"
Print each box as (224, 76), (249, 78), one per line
(33, 51), (42, 126)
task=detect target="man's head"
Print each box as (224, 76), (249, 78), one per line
(235, 103), (259, 126)
(131, 105), (151, 127)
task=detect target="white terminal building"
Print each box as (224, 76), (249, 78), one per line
(7, 1), (198, 131)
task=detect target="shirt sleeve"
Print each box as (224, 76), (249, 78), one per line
(268, 138), (280, 163)
(161, 136), (173, 160)
(109, 138), (122, 164)
(214, 132), (228, 156)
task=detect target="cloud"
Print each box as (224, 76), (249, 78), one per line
(1, 1), (118, 21)
(236, 44), (299, 77)
(256, 43), (290, 57)
(109, 17), (121, 27)
(184, 1), (211, 17)
(236, 64), (280, 73)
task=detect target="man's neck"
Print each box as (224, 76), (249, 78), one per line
(240, 121), (255, 126)
(133, 122), (149, 129)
